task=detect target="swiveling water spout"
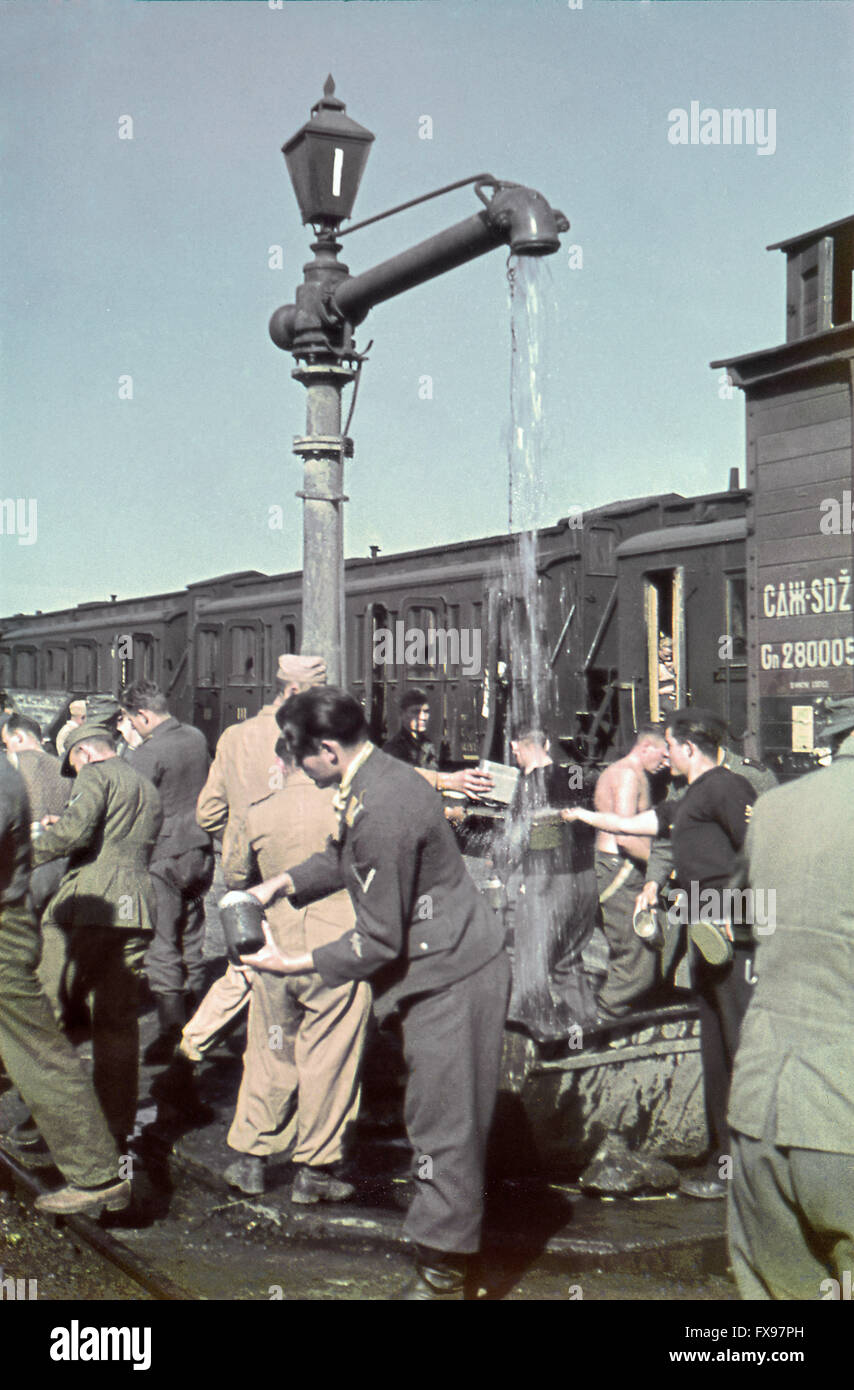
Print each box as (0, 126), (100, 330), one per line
(269, 179), (569, 351)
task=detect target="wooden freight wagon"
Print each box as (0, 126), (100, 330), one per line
(712, 214), (854, 776)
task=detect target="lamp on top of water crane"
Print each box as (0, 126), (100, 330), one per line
(283, 75), (375, 233)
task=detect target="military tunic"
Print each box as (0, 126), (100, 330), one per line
(32, 757), (162, 1142)
(0, 758), (120, 1188)
(128, 715), (213, 997)
(196, 704), (282, 874)
(288, 746), (510, 1254)
(224, 769), (371, 1163)
(185, 705), (284, 1058)
(727, 738), (854, 1299)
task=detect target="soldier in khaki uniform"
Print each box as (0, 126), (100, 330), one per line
(222, 765), (371, 1198)
(727, 705), (854, 1300)
(31, 723), (162, 1149)
(0, 753), (129, 1216)
(182, 654), (327, 1060)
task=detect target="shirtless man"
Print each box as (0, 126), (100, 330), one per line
(593, 725), (669, 1020)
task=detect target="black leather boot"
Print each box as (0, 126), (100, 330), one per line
(393, 1246), (467, 1300)
(143, 993), (186, 1066)
(150, 1054), (214, 1126)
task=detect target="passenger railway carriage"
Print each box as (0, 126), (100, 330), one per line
(2, 215), (852, 778)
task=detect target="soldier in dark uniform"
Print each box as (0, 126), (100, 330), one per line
(383, 687), (493, 802)
(122, 679), (214, 1061)
(637, 734), (777, 987)
(242, 687), (510, 1300)
(383, 688), (439, 770)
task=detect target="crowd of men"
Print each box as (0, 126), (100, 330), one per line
(0, 669), (852, 1301)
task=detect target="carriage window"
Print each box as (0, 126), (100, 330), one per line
(281, 622), (297, 656)
(726, 573), (747, 664)
(0, 648), (12, 687)
(197, 629), (220, 688)
(117, 633), (155, 690)
(403, 603), (442, 678)
(14, 648), (36, 687)
(44, 646), (67, 688)
(70, 643), (96, 691)
(644, 570), (684, 723)
(587, 527), (617, 577)
(230, 626), (257, 684)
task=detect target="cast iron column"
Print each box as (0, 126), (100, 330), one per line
(292, 363), (354, 686)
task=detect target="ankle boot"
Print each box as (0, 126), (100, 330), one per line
(393, 1246), (467, 1300)
(150, 1054), (214, 1125)
(143, 993), (186, 1065)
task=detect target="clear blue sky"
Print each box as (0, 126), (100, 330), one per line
(2, 0), (852, 614)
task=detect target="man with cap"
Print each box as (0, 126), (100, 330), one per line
(179, 655), (328, 1064)
(55, 699), (87, 759)
(727, 698), (854, 1298)
(122, 679), (213, 1062)
(29, 723), (162, 1152)
(0, 748), (131, 1216)
(220, 728), (371, 1199)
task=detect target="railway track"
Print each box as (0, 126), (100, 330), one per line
(0, 1144), (195, 1301)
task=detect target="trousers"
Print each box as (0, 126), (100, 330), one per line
(692, 941), (755, 1162)
(595, 852), (657, 1015)
(60, 924), (148, 1143)
(145, 847), (214, 997)
(181, 961), (252, 1060)
(227, 966), (371, 1163)
(400, 949), (511, 1254)
(0, 899), (119, 1187)
(729, 1111), (854, 1300)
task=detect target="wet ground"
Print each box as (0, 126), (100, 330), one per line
(1, 864), (735, 1304)
(0, 1179), (736, 1302)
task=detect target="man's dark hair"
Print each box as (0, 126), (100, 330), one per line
(635, 722), (667, 744)
(5, 713), (42, 741)
(276, 687), (368, 760)
(400, 688), (430, 716)
(274, 734), (296, 771)
(667, 707), (727, 759)
(121, 679), (169, 716)
(512, 726), (547, 746)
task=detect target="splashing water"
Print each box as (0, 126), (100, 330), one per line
(497, 257), (578, 1039)
(505, 253), (554, 739)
